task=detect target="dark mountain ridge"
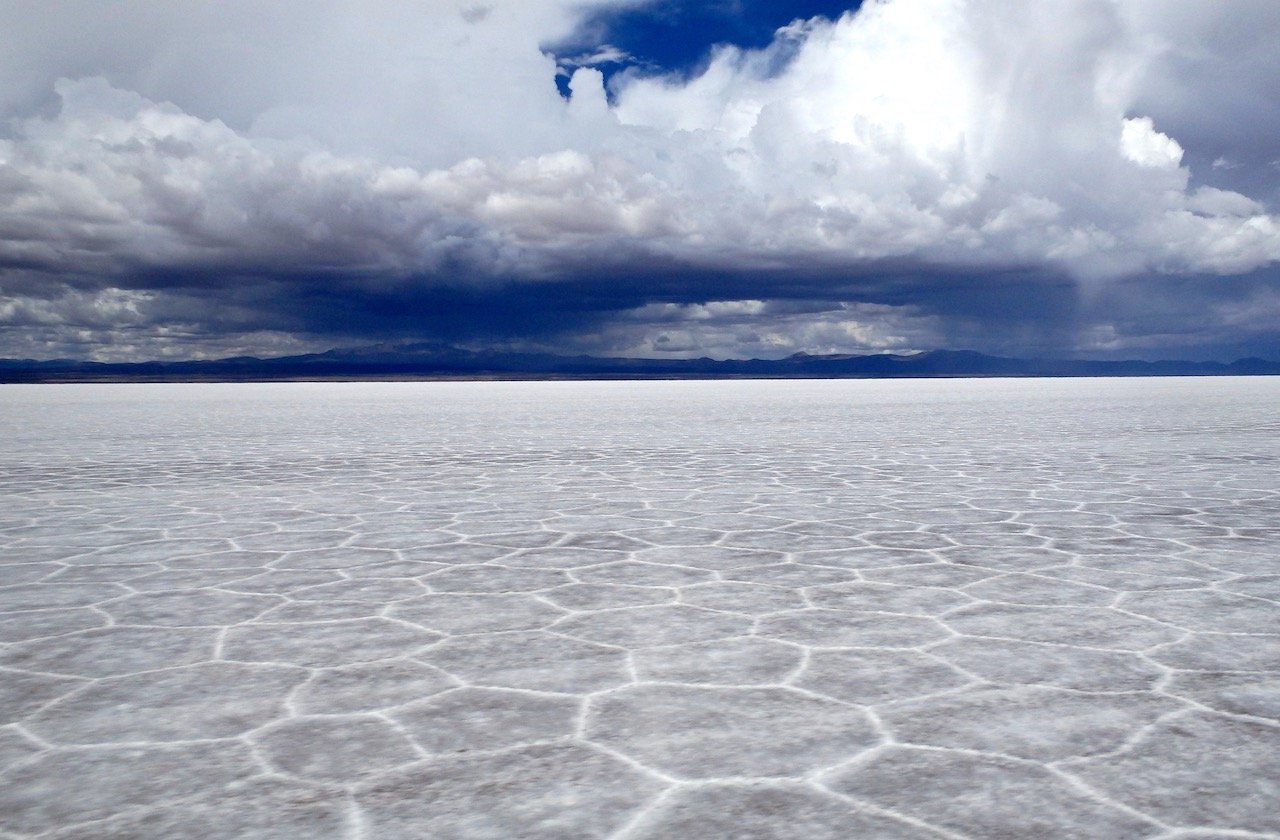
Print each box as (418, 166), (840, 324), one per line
(2, 344), (1278, 382)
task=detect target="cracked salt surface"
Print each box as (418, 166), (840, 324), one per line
(1, 377), (1278, 839)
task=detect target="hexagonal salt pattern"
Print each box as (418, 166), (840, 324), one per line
(0, 377), (1278, 838)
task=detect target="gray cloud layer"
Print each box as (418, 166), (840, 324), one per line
(1, 0), (1279, 360)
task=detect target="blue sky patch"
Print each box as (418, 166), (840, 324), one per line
(550, 0), (862, 96)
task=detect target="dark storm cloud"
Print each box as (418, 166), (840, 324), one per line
(4, 238), (1278, 362)
(1, 1), (1279, 361)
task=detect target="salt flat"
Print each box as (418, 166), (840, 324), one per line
(1, 377), (1278, 839)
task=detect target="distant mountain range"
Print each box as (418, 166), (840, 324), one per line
(2, 343), (1279, 382)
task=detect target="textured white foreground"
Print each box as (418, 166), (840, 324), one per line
(1, 378), (1278, 839)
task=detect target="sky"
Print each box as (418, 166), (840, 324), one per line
(1, 0), (1279, 362)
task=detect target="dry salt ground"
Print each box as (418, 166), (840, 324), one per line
(0, 377), (1278, 839)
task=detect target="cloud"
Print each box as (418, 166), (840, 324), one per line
(461, 5), (495, 25)
(1, 0), (1279, 360)
(1120, 117), (1184, 169)
(0, 79), (489, 279)
(576, 299), (943, 359)
(0, 0), (636, 167)
(607, 0), (1279, 277)
(557, 44), (634, 71)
